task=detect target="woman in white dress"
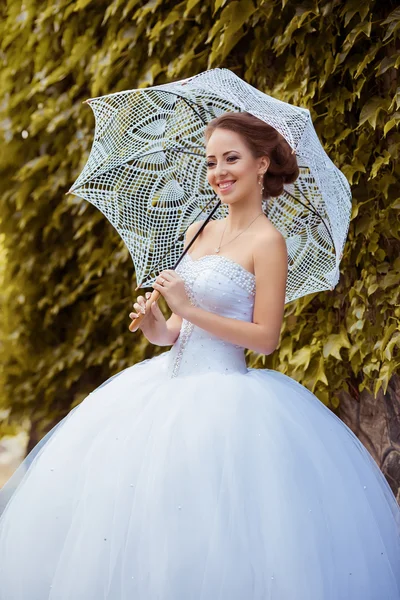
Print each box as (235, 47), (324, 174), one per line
(0, 112), (399, 600)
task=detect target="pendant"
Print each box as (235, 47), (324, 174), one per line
(215, 248), (220, 253)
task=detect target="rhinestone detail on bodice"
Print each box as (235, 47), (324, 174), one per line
(185, 253), (256, 296)
(168, 253), (256, 378)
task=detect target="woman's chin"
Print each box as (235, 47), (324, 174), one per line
(216, 190), (237, 203)
(219, 195), (239, 205)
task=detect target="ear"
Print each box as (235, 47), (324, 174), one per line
(258, 156), (270, 174)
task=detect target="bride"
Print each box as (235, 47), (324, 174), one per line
(0, 112), (399, 600)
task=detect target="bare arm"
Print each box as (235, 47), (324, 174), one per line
(180, 231), (288, 355)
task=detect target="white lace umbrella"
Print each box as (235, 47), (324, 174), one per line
(68, 68), (352, 307)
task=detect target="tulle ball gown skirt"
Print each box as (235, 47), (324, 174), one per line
(0, 343), (399, 600)
(1, 245), (400, 600)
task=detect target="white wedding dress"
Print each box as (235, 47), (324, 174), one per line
(0, 252), (399, 600)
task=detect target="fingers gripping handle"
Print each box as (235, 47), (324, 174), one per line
(129, 289), (161, 332)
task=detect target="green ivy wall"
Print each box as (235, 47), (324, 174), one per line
(0, 0), (399, 497)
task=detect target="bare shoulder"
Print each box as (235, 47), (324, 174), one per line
(252, 220), (288, 271)
(186, 219), (205, 235)
(184, 218), (221, 244)
(184, 219), (206, 247)
(254, 219), (286, 251)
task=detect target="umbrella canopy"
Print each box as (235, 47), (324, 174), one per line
(69, 68), (352, 303)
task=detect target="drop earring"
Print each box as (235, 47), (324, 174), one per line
(258, 174), (264, 197)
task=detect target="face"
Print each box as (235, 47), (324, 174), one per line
(205, 128), (269, 204)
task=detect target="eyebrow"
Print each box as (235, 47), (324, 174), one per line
(206, 150), (241, 158)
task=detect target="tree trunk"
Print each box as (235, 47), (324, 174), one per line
(338, 374), (400, 503)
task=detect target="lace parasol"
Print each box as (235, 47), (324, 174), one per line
(68, 68), (352, 304)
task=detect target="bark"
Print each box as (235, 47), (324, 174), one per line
(338, 374), (400, 503)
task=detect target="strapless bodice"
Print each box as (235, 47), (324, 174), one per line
(167, 253), (256, 378)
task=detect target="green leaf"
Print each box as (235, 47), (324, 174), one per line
(359, 96), (390, 129)
(341, 0), (370, 28)
(367, 283), (379, 296)
(73, 0), (95, 10)
(381, 6), (400, 42)
(213, 0), (229, 14)
(290, 346), (313, 371)
(207, 0), (256, 44)
(15, 155), (50, 180)
(341, 159), (366, 185)
(383, 112), (400, 137)
(376, 54), (400, 77)
(369, 149), (392, 179)
(374, 361), (398, 395)
(354, 44), (380, 79)
(342, 19), (372, 53)
(278, 335), (293, 362)
(305, 355), (329, 393)
(349, 319), (364, 334)
(323, 328), (351, 361)
(184, 0), (203, 16)
(392, 198), (400, 210)
(384, 331), (400, 361)
(208, 0), (257, 63)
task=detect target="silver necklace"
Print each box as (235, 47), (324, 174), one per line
(215, 213), (264, 253)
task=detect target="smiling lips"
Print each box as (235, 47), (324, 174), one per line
(217, 180), (236, 192)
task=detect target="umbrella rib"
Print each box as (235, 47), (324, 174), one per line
(136, 147), (204, 159)
(74, 147), (205, 186)
(95, 147), (205, 175)
(169, 146), (205, 156)
(283, 188), (335, 252)
(150, 89), (213, 124)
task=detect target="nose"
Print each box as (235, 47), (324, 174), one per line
(214, 163), (229, 180)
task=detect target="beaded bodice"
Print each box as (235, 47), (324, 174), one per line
(167, 253), (256, 378)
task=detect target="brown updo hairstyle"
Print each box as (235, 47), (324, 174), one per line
(204, 111), (299, 201)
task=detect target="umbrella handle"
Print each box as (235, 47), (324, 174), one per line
(128, 289), (161, 332)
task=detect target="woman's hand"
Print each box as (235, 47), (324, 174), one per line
(129, 292), (167, 342)
(152, 269), (192, 318)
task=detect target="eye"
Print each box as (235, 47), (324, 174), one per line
(206, 160), (216, 169)
(205, 155), (238, 168)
